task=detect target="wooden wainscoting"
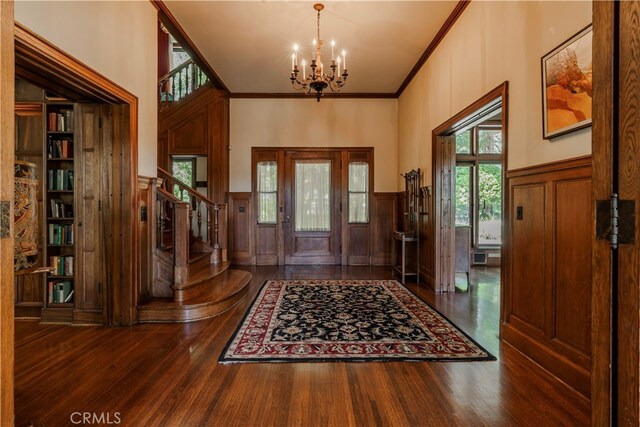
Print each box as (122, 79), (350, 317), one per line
(391, 190), (433, 286)
(371, 193), (399, 266)
(229, 192), (254, 265)
(502, 155), (592, 397)
(228, 191), (400, 266)
(137, 176), (157, 303)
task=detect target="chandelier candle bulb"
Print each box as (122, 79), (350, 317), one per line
(331, 40), (335, 60)
(342, 50), (346, 69)
(302, 60), (306, 79)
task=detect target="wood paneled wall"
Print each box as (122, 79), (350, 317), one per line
(229, 191), (401, 266)
(137, 176), (156, 303)
(371, 193), (399, 266)
(228, 192), (254, 265)
(502, 156), (592, 397)
(157, 86), (229, 206)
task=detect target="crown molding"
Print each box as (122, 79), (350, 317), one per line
(395, 0), (471, 97)
(230, 92), (396, 100)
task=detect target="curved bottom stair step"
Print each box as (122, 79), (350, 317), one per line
(137, 269), (251, 323)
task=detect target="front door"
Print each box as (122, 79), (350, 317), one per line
(284, 150), (341, 264)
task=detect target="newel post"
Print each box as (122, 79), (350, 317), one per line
(172, 201), (190, 297)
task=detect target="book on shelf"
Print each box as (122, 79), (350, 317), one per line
(48, 224), (74, 245)
(47, 281), (54, 304)
(47, 138), (73, 159)
(64, 289), (74, 303)
(50, 281), (73, 304)
(49, 255), (74, 276)
(49, 199), (73, 218)
(47, 169), (74, 191)
(47, 110), (74, 132)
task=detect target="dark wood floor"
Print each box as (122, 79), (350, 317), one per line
(15, 266), (589, 426)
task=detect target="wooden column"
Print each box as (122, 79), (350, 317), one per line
(616, 2), (640, 424)
(591, 1), (614, 424)
(0, 0), (15, 424)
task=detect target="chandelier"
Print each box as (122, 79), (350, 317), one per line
(290, 3), (348, 102)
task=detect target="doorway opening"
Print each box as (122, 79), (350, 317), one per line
(13, 23), (140, 326)
(432, 82), (508, 295)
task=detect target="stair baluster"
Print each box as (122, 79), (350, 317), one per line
(157, 167), (228, 267)
(158, 59), (211, 111)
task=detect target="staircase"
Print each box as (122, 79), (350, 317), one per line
(158, 59), (210, 111)
(137, 168), (251, 323)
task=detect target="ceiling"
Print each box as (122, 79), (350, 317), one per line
(164, 1), (460, 95)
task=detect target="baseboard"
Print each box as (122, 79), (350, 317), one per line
(502, 323), (590, 398)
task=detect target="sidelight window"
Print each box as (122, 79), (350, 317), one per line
(257, 161), (278, 224)
(348, 162), (369, 223)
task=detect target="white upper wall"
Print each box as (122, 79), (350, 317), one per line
(398, 1), (592, 190)
(230, 98), (398, 193)
(15, 0), (158, 176)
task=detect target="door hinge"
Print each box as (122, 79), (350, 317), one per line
(596, 193), (635, 249)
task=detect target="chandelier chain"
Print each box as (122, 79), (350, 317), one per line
(317, 8), (321, 43)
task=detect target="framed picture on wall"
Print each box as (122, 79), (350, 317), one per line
(541, 24), (592, 140)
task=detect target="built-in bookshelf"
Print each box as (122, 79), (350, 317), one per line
(44, 101), (75, 308)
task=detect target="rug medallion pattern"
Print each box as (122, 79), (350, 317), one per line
(220, 280), (494, 363)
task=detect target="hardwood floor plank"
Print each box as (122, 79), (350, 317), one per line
(15, 266), (589, 426)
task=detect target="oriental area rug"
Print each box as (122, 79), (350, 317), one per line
(219, 280), (495, 363)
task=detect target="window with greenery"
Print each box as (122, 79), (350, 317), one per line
(172, 157), (195, 203)
(348, 162), (369, 223)
(455, 165), (472, 227)
(478, 163), (502, 245)
(257, 161), (278, 224)
(455, 129), (472, 154)
(454, 124), (503, 246)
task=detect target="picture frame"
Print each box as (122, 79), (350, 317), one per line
(541, 24), (592, 140)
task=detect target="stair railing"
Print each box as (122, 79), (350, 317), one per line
(155, 185), (190, 286)
(157, 167), (227, 267)
(158, 59), (209, 110)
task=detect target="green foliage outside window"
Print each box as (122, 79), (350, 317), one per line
(455, 130), (471, 154)
(455, 165), (471, 226)
(172, 160), (193, 203)
(478, 164), (502, 221)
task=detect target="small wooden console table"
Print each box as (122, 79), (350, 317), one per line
(392, 230), (419, 285)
